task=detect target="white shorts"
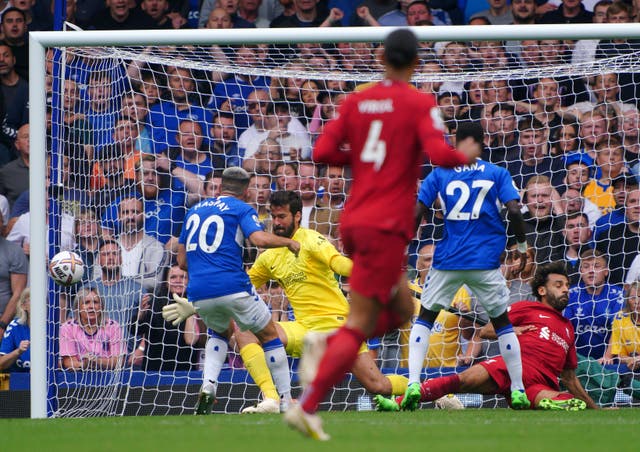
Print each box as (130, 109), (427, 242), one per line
(421, 268), (509, 319)
(194, 288), (272, 334)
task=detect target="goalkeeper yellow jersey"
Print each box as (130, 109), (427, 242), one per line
(248, 227), (350, 320)
(610, 311), (640, 358)
(399, 278), (472, 368)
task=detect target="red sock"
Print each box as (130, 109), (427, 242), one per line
(419, 375), (461, 402)
(371, 310), (403, 338)
(300, 326), (365, 414)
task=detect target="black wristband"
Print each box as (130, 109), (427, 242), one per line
(0, 321), (7, 329)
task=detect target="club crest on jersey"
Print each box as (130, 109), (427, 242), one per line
(358, 99), (394, 114)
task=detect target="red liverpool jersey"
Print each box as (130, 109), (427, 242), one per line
(313, 79), (469, 241)
(508, 301), (578, 384)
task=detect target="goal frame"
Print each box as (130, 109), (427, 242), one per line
(29, 23), (640, 418)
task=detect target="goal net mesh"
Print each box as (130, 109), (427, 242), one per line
(43, 35), (640, 416)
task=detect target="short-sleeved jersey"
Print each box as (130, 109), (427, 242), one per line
(248, 227), (349, 320)
(608, 311), (640, 358)
(313, 79), (469, 241)
(180, 196), (263, 301)
(417, 159), (519, 270)
(564, 283), (624, 359)
(0, 320), (30, 372)
(508, 301), (578, 386)
(59, 318), (126, 359)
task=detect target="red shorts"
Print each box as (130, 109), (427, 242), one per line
(341, 225), (407, 305)
(479, 357), (562, 408)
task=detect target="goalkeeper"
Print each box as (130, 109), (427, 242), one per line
(162, 168), (300, 414)
(225, 190), (409, 414)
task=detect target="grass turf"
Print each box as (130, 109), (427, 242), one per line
(3, 409), (640, 452)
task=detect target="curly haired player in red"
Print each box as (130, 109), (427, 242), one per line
(283, 28), (480, 440)
(374, 261), (599, 412)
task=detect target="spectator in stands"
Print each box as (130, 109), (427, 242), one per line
(0, 7), (28, 80)
(0, 287), (29, 372)
(270, 100), (312, 159)
(74, 209), (102, 283)
(578, 109), (610, 159)
(236, 0), (269, 27)
(247, 172), (272, 225)
(0, 218), (27, 340)
(560, 186), (601, 227)
(148, 66), (213, 154)
(416, 60), (443, 95)
(270, 0), (329, 27)
(620, 106), (640, 165)
(502, 243), (537, 304)
(519, 175), (565, 264)
(136, 263), (205, 371)
(204, 169), (223, 198)
(241, 137), (283, 176)
(558, 212), (594, 285)
(209, 111), (241, 168)
(208, 45), (270, 133)
(584, 137), (626, 215)
(0, 44), (27, 141)
(407, 0), (453, 26)
(485, 103), (519, 164)
(471, 0), (513, 24)
(602, 280), (640, 369)
(237, 89), (271, 158)
(506, 117), (564, 190)
(595, 185), (640, 284)
(595, 1), (640, 103)
(90, 144), (137, 219)
(83, 70), (122, 151)
(550, 117), (580, 157)
(309, 164), (343, 245)
(593, 173), (638, 240)
(141, 0), (185, 29)
(564, 249), (624, 360)
(437, 41), (469, 95)
(563, 153), (593, 193)
(274, 160), (299, 192)
(88, 0), (157, 29)
(0, 123), (28, 207)
(60, 286), (128, 370)
(519, 77), (564, 131)
(116, 196), (168, 291)
(198, 0), (256, 28)
(539, 0), (593, 23)
(91, 239), (149, 340)
(436, 91), (461, 122)
(571, 0), (612, 65)
(120, 91), (152, 154)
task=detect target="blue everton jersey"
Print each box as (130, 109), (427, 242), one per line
(179, 196), (263, 301)
(564, 283), (624, 359)
(0, 320), (30, 372)
(418, 159), (519, 270)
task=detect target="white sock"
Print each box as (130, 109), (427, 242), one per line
(497, 329), (524, 392)
(263, 338), (291, 402)
(202, 334), (228, 394)
(407, 321), (432, 385)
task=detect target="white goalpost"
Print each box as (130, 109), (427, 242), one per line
(29, 23), (640, 419)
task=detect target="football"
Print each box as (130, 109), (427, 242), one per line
(49, 251), (85, 286)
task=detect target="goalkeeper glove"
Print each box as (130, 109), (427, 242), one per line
(162, 293), (199, 326)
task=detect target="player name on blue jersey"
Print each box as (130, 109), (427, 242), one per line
(418, 159), (519, 271)
(179, 196), (263, 301)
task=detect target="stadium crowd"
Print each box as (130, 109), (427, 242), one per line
(1, 0), (640, 408)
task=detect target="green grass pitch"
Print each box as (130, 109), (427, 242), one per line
(3, 409), (640, 452)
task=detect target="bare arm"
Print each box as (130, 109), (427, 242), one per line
(0, 273), (27, 326)
(560, 368), (600, 409)
(0, 340), (29, 370)
(414, 201), (428, 236)
(177, 244), (187, 271)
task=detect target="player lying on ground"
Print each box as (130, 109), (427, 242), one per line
(374, 261), (599, 411)
(162, 167), (300, 413)
(197, 190), (409, 414)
